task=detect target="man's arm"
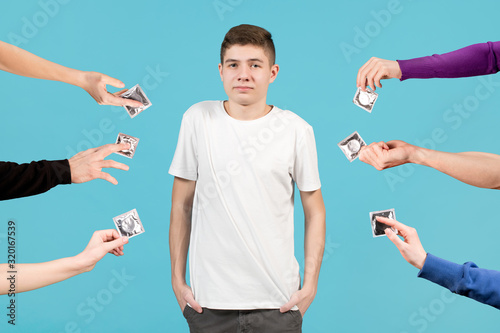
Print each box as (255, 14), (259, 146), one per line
(0, 40), (142, 107)
(359, 140), (500, 189)
(169, 177), (202, 313)
(0, 143), (131, 201)
(0, 160), (71, 200)
(356, 41), (500, 91)
(418, 254), (500, 310)
(0, 230), (128, 294)
(280, 188), (326, 316)
(380, 216), (500, 310)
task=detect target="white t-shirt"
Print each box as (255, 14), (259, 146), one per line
(169, 101), (321, 309)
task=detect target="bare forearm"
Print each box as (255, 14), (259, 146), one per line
(0, 40), (85, 87)
(303, 214), (326, 289)
(169, 206), (191, 285)
(0, 257), (84, 294)
(412, 147), (500, 189)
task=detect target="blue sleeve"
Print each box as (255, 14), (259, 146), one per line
(418, 253), (500, 310)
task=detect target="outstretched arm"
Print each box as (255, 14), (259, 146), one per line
(359, 140), (500, 189)
(397, 41), (500, 81)
(0, 230), (128, 294)
(0, 143), (131, 201)
(0, 40), (142, 107)
(169, 177), (202, 314)
(356, 41), (500, 91)
(380, 216), (500, 310)
(280, 189), (326, 317)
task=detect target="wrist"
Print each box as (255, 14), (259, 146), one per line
(71, 69), (88, 88)
(416, 252), (428, 270)
(67, 157), (76, 183)
(301, 282), (318, 295)
(72, 253), (94, 274)
(66, 255), (91, 275)
(51, 62), (86, 87)
(395, 60), (404, 80)
(394, 60), (402, 79)
(408, 145), (429, 165)
(171, 276), (187, 288)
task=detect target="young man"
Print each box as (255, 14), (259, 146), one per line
(169, 25), (325, 332)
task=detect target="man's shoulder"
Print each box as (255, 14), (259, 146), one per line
(273, 106), (313, 131)
(183, 100), (220, 118)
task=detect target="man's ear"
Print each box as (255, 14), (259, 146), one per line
(218, 63), (224, 81)
(269, 64), (280, 83)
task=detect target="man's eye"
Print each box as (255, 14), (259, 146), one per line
(251, 64), (260, 68)
(228, 63), (237, 68)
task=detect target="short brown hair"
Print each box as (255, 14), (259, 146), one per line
(220, 24), (276, 65)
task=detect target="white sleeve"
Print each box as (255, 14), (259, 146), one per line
(292, 125), (321, 191)
(168, 113), (198, 181)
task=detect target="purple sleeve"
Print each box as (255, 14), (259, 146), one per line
(418, 253), (500, 310)
(397, 41), (500, 81)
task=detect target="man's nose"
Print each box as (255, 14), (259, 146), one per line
(238, 66), (250, 81)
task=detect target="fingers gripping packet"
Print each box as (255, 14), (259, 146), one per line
(338, 131), (366, 162)
(369, 208), (397, 238)
(120, 84), (152, 118)
(115, 133), (140, 159)
(113, 209), (145, 238)
(353, 87), (378, 112)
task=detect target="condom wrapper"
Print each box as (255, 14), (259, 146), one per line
(369, 208), (397, 238)
(120, 84), (152, 118)
(353, 87), (378, 112)
(338, 131), (366, 162)
(113, 209), (145, 238)
(115, 133), (140, 159)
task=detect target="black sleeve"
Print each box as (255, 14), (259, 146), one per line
(0, 160), (72, 201)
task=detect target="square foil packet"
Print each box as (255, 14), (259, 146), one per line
(113, 208), (145, 238)
(338, 131), (366, 162)
(120, 84), (152, 118)
(369, 208), (397, 238)
(115, 133), (140, 159)
(353, 87), (378, 112)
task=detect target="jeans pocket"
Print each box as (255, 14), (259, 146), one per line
(291, 309), (303, 325)
(182, 305), (192, 320)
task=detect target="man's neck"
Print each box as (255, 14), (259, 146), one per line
(224, 100), (272, 121)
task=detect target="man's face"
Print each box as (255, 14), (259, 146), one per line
(219, 44), (279, 107)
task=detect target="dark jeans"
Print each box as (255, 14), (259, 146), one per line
(183, 306), (303, 333)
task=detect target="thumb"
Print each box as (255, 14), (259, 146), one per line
(280, 294), (298, 313)
(112, 88), (128, 96)
(384, 228), (404, 250)
(103, 237), (128, 253)
(185, 293), (203, 313)
(102, 74), (125, 88)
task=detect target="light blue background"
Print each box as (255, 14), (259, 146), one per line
(1, 0), (500, 332)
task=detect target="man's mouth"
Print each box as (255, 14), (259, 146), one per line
(234, 86), (253, 91)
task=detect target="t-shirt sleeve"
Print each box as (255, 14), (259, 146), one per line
(397, 41), (500, 81)
(168, 113), (198, 181)
(291, 125), (321, 192)
(418, 253), (500, 310)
